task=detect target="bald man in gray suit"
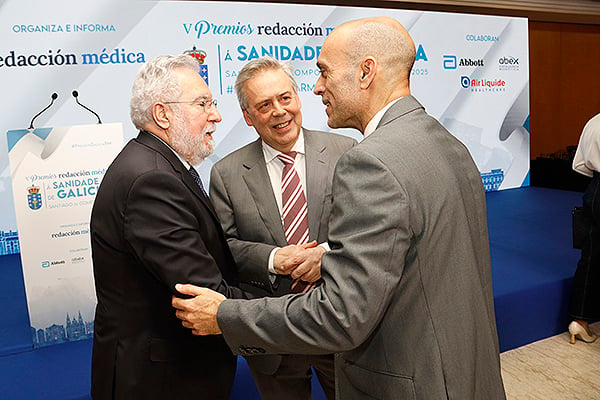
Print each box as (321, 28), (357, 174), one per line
(174, 17), (505, 400)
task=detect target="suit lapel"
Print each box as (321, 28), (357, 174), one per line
(181, 168), (219, 217)
(136, 131), (220, 223)
(304, 130), (328, 241)
(242, 139), (288, 246)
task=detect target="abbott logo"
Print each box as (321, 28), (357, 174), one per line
(443, 55), (457, 69)
(41, 260), (66, 268)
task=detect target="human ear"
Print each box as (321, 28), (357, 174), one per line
(152, 103), (170, 130)
(242, 109), (255, 127)
(359, 57), (376, 88)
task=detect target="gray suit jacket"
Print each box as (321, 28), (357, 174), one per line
(210, 128), (356, 374)
(217, 96), (506, 399)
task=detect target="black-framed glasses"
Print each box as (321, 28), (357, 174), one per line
(164, 98), (217, 113)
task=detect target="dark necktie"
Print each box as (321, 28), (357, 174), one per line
(188, 166), (207, 195)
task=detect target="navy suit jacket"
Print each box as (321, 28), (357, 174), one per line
(91, 131), (246, 400)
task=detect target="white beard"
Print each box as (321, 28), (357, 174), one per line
(169, 109), (215, 165)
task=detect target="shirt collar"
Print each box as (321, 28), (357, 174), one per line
(262, 128), (305, 163)
(364, 97), (403, 138)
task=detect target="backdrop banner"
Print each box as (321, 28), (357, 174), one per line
(0, 0), (529, 346)
(0, 0), (530, 241)
(7, 123), (123, 347)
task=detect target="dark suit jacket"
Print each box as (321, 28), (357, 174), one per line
(209, 129), (355, 374)
(217, 97), (506, 399)
(90, 131), (246, 400)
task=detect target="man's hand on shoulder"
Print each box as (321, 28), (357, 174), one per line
(172, 284), (225, 335)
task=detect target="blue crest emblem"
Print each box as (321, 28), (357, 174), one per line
(27, 185), (42, 210)
(184, 46), (209, 85)
(198, 65), (209, 85)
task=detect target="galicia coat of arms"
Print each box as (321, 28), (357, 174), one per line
(27, 185), (42, 210)
(184, 46), (209, 84)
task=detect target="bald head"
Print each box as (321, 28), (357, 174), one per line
(328, 16), (416, 82)
(313, 17), (416, 132)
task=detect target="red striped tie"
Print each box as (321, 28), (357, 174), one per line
(277, 152), (313, 293)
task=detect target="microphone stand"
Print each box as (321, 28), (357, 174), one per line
(29, 93), (58, 129)
(72, 90), (102, 124)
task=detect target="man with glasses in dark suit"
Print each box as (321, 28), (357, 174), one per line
(90, 54), (247, 400)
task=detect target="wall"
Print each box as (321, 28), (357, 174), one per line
(529, 22), (600, 158)
(255, 0), (600, 24)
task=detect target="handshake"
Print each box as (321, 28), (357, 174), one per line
(172, 240), (326, 336)
(272, 240), (326, 283)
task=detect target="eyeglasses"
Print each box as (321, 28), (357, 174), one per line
(164, 98), (218, 113)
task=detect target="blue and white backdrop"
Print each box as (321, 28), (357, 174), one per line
(0, 0), (529, 346)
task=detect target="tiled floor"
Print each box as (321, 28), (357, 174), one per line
(501, 322), (600, 399)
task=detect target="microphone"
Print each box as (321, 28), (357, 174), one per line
(72, 90), (102, 124)
(29, 92), (58, 129)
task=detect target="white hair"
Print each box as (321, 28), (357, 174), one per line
(129, 54), (199, 129)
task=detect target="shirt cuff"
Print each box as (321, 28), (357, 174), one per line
(318, 242), (330, 252)
(268, 247), (280, 283)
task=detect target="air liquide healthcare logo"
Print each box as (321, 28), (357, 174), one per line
(185, 46), (208, 84)
(27, 185), (43, 210)
(461, 76), (507, 92)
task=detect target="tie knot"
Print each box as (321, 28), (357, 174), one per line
(277, 152), (297, 165)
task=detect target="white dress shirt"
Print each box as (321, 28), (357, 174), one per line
(364, 98), (402, 138)
(261, 130), (329, 277)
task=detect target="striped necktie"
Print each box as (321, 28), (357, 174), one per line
(277, 152), (313, 293)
